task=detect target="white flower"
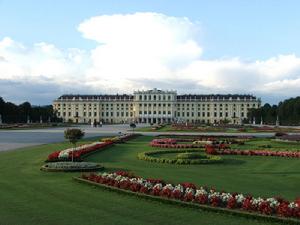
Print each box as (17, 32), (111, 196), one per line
(195, 187), (207, 196)
(153, 183), (163, 190)
(163, 184), (174, 191)
(288, 202), (298, 209)
(185, 187), (195, 195)
(266, 197), (279, 208)
(251, 197), (264, 207)
(235, 194), (245, 203)
(173, 184), (184, 193)
(220, 193), (232, 203)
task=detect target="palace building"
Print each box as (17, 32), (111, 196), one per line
(53, 88), (261, 124)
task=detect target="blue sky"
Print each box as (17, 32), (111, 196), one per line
(0, 0), (300, 104)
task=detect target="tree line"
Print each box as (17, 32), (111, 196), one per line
(0, 97), (62, 123)
(247, 97), (300, 126)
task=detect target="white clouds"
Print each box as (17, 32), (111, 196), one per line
(1, 12), (300, 104)
(0, 37), (88, 82)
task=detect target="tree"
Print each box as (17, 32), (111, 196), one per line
(129, 123), (136, 133)
(64, 128), (85, 162)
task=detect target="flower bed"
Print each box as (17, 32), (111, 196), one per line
(204, 145), (300, 158)
(218, 149), (300, 158)
(41, 162), (103, 172)
(47, 133), (140, 162)
(150, 138), (202, 149)
(47, 141), (113, 162)
(138, 149), (222, 164)
(77, 171), (300, 222)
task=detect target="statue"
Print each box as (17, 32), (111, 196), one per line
(276, 115), (279, 127)
(40, 116), (43, 124)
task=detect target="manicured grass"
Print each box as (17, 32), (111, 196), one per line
(0, 136), (298, 225)
(87, 136), (300, 200)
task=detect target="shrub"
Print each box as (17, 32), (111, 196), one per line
(137, 150), (222, 165)
(41, 161), (103, 172)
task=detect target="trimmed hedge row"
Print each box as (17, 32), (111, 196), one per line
(41, 162), (103, 172)
(137, 149), (222, 164)
(73, 177), (300, 225)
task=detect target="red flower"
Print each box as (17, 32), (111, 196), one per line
(195, 194), (208, 204)
(210, 196), (220, 207)
(227, 196), (237, 209)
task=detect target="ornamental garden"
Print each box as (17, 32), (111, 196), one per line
(1, 131), (300, 225)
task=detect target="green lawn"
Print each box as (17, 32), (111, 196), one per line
(0, 136), (299, 225)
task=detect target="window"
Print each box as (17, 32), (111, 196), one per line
(94, 112), (97, 116)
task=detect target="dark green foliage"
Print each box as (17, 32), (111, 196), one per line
(64, 129), (85, 145)
(0, 96), (61, 123)
(248, 97), (300, 125)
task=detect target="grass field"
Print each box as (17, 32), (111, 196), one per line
(0, 136), (299, 225)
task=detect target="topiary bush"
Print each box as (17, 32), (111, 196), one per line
(137, 149), (222, 165)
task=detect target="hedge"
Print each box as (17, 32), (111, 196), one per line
(41, 162), (103, 172)
(137, 149), (222, 164)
